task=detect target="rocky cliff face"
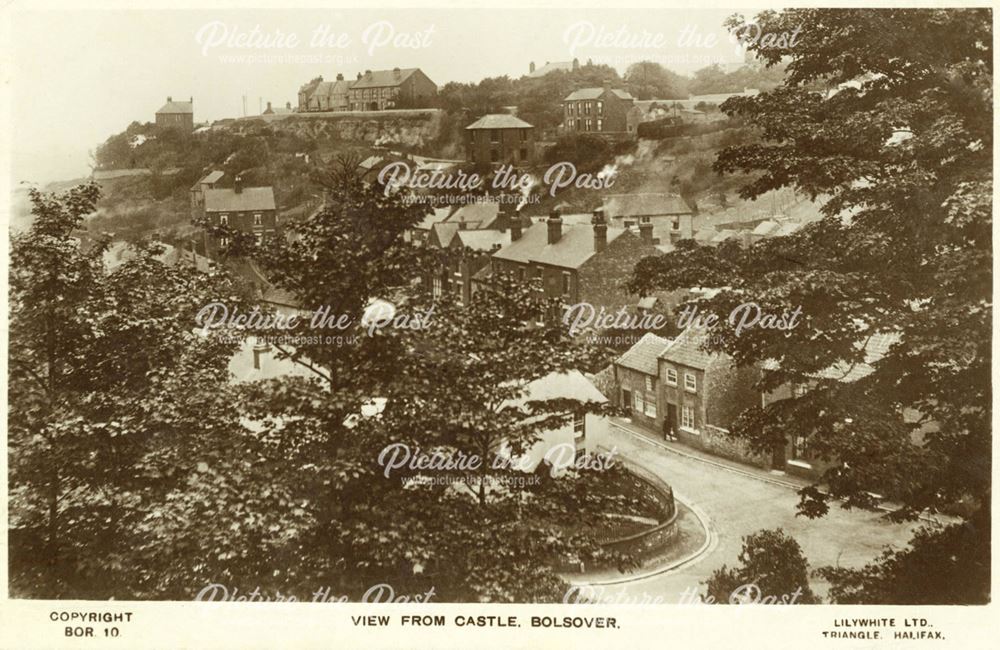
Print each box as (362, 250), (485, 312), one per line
(234, 109), (446, 150)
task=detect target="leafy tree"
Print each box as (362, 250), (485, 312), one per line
(229, 165), (644, 601)
(8, 183), (253, 597)
(629, 8), (991, 603)
(624, 61), (689, 100)
(818, 507), (989, 604)
(704, 529), (819, 604)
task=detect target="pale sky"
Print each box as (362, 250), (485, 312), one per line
(10, 8), (752, 185)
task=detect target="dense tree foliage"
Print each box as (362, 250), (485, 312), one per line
(704, 529), (819, 604)
(630, 8), (991, 603)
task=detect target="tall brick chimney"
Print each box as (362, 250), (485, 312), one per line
(547, 208), (563, 245)
(497, 198), (516, 232)
(592, 208), (608, 252)
(511, 214), (524, 241)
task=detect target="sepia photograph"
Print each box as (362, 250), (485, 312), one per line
(1, 2), (995, 647)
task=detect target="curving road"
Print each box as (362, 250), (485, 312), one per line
(584, 421), (919, 603)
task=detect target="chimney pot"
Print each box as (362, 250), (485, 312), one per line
(337, 73), (344, 81)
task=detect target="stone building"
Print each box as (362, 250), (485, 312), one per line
(155, 96), (193, 130)
(347, 68), (437, 111)
(561, 82), (634, 134)
(465, 114), (536, 169)
(200, 175), (278, 259)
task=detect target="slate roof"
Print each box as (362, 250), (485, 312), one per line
(157, 99), (193, 114)
(351, 68), (422, 89)
(752, 220), (781, 236)
(563, 88), (634, 102)
(466, 114), (535, 130)
(430, 222), (460, 248)
(456, 229), (513, 252)
(616, 332), (672, 376)
(492, 222), (627, 269)
(313, 79), (354, 97)
(762, 331), (902, 383)
(659, 328), (719, 370)
(204, 187), (276, 212)
(528, 61), (574, 78)
(603, 193), (692, 218)
(694, 228), (718, 243)
(447, 201), (500, 229)
(194, 170), (224, 187)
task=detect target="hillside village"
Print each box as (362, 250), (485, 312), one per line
(9, 8), (990, 610)
(74, 59), (831, 481)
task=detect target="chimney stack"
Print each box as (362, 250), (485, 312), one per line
(234, 175), (244, 194)
(336, 73), (344, 81)
(639, 220), (654, 243)
(547, 208), (563, 245)
(393, 67), (401, 78)
(592, 208), (608, 252)
(167, 96), (172, 102)
(529, 61), (536, 73)
(602, 79), (611, 90)
(266, 101), (272, 112)
(511, 214), (524, 241)
(365, 69), (372, 78)
(357, 72), (363, 80)
(286, 101), (291, 109)
(498, 198), (517, 232)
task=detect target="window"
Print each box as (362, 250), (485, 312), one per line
(520, 129), (528, 141)
(519, 147), (528, 161)
(645, 376), (654, 393)
(684, 373), (697, 392)
(671, 218), (680, 231)
(490, 149), (499, 162)
(490, 129), (500, 143)
(219, 214), (229, 226)
(432, 277), (442, 298)
(561, 271), (571, 297)
(665, 368), (677, 386)
(254, 232), (263, 245)
(640, 216), (651, 224)
(253, 213), (263, 226)
(643, 397), (656, 418)
(596, 118), (603, 131)
(597, 101), (604, 115)
(219, 236), (230, 249)
(573, 414), (585, 438)
(792, 435), (808, 460)
(681, 406), (696, 431)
